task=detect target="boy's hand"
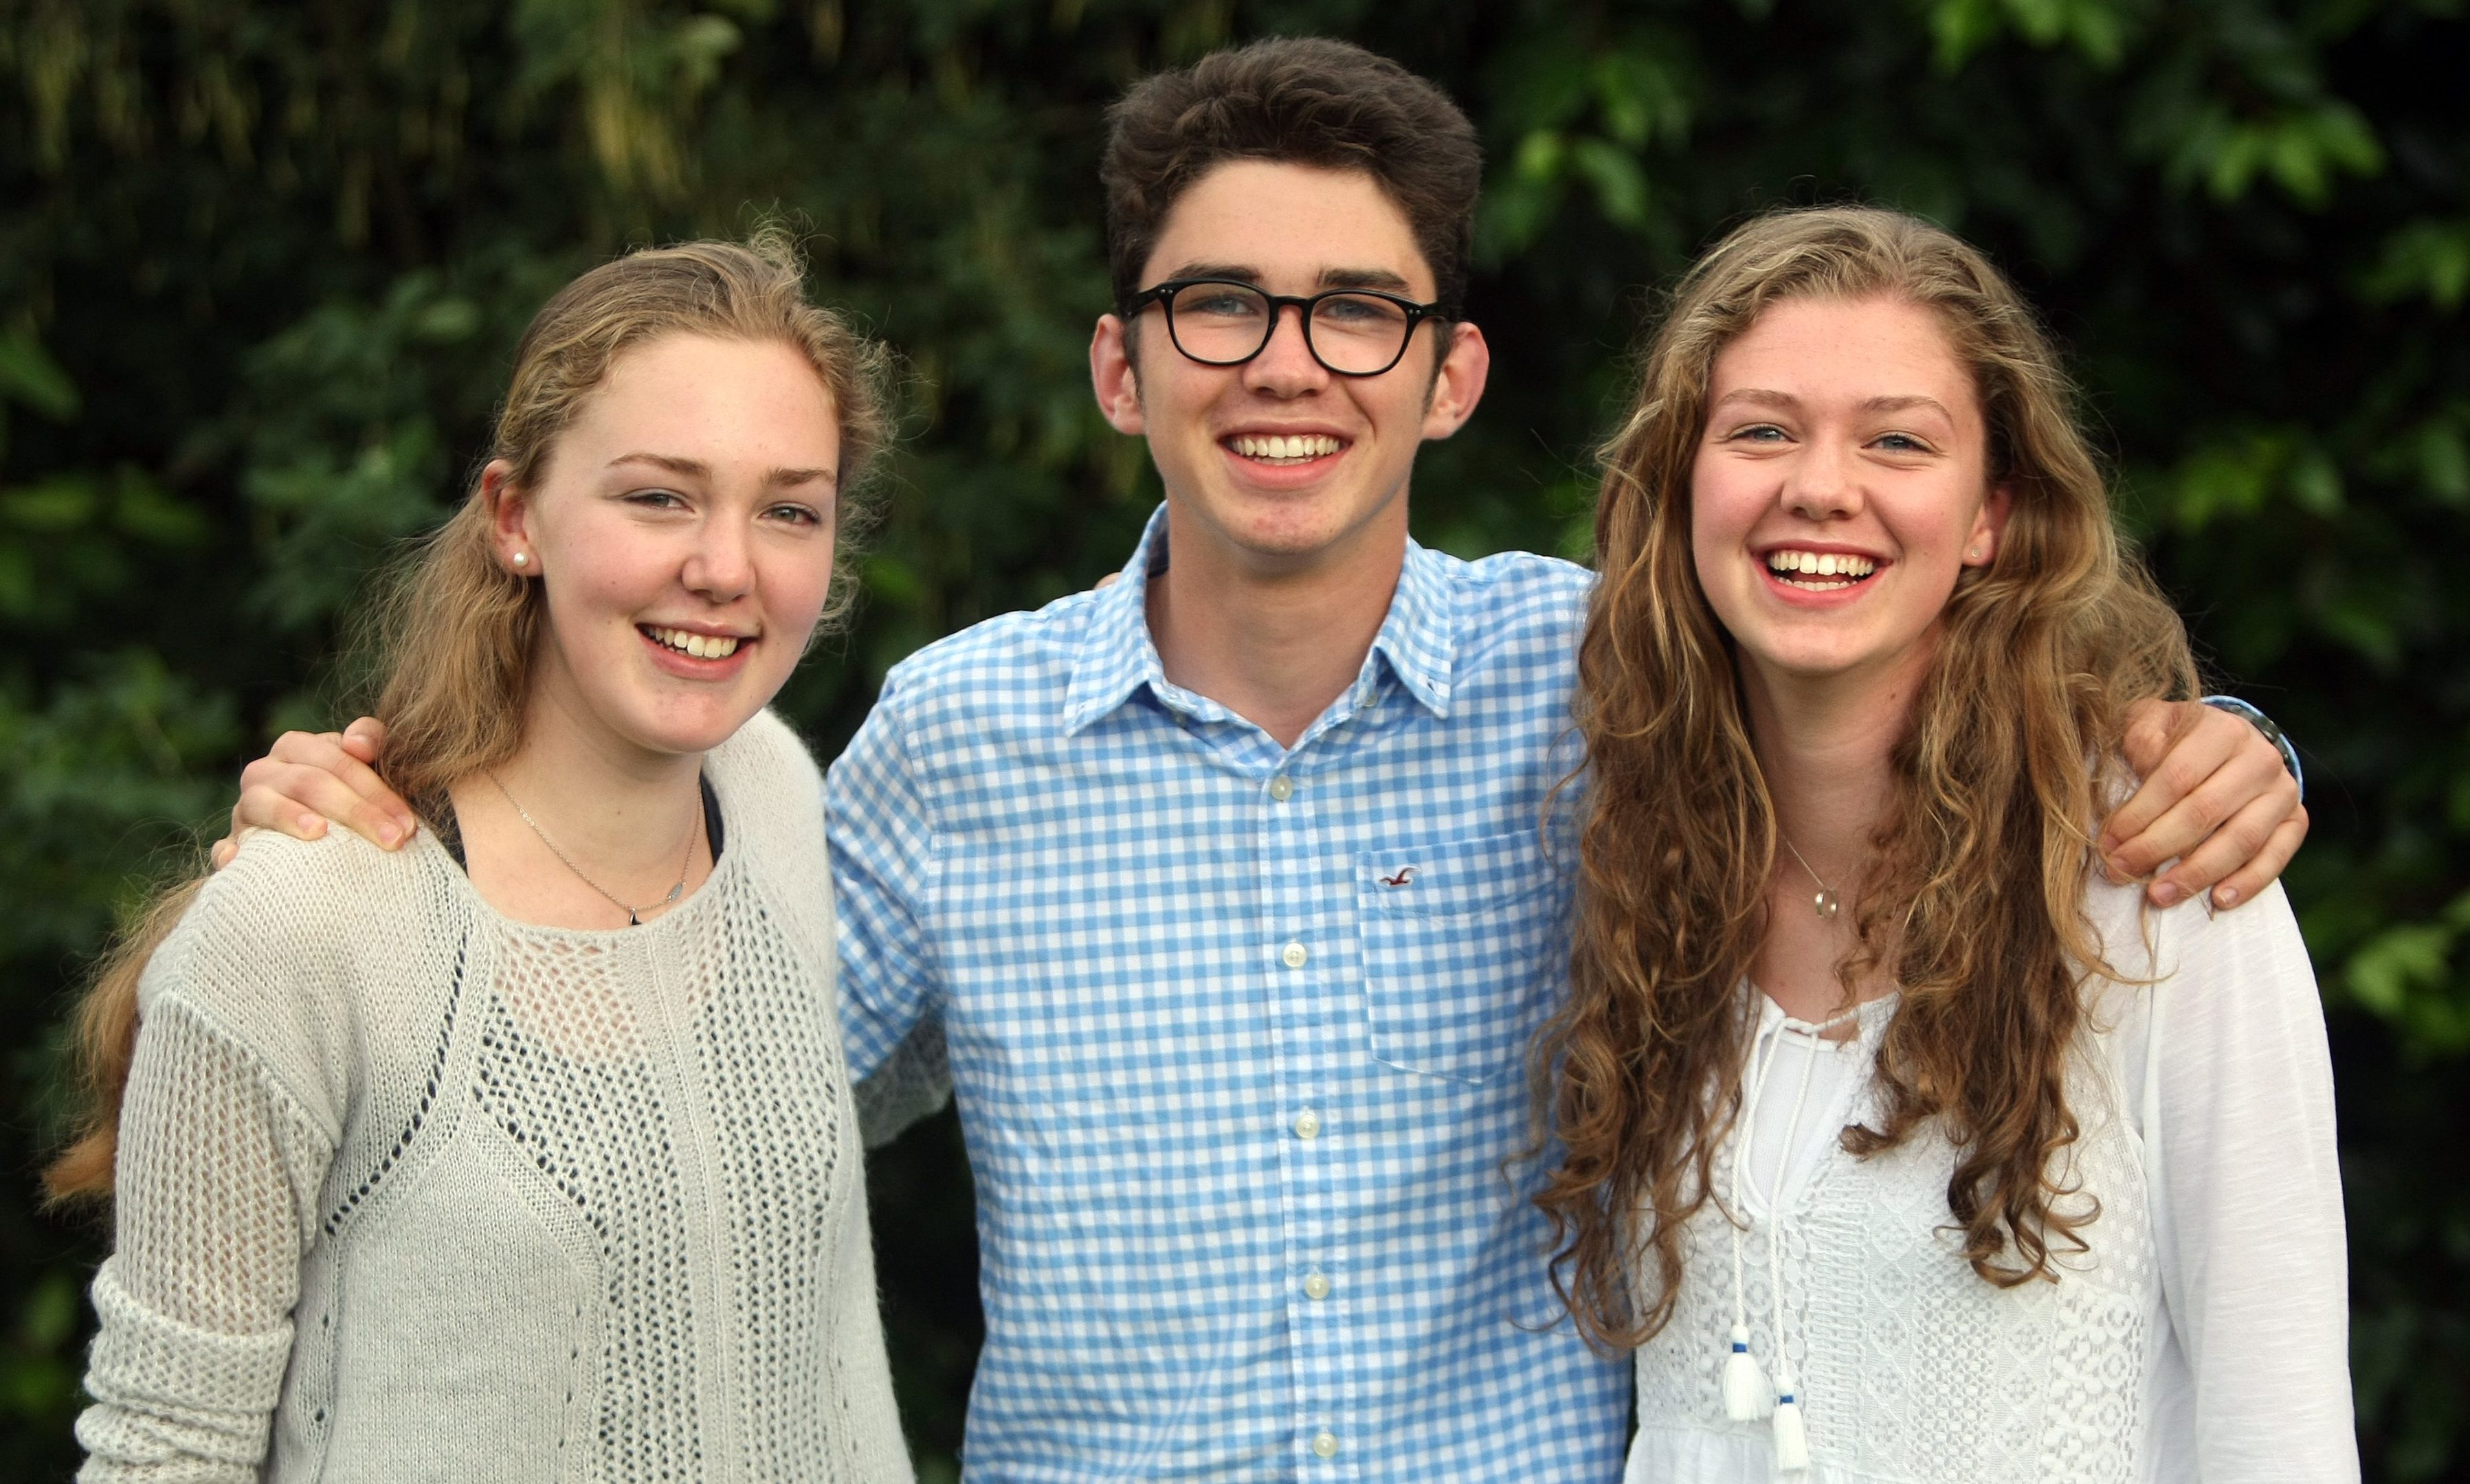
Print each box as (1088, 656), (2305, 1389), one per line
(2103, 698), (2307, 910)
(211, 718), (415, 869)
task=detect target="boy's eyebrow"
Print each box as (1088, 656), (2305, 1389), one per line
(608, 452), (835, 487)
(1317, 267), (1415, 293)
(1155, 263), (1418, 295)
(1161, 261), (1262, 285)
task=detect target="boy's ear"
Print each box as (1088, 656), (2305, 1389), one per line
(1418, 321), (1491, 441)
(1090, 314), (1147, 436)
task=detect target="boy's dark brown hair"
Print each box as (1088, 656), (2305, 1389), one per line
(1101, 37), (1483, 320)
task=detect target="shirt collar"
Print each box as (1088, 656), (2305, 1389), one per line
(1370, 532), (1455, 718)
(1062, 506), (1175, 735)
(1062, 502), (1457, 735)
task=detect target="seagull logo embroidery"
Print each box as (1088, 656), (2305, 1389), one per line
(1381, 866), (1416, 888)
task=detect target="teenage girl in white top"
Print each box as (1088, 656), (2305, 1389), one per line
(51, 237), (914, 1481)
(1536, 206), (2354, 1481)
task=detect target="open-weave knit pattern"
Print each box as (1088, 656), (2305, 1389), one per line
(78, 710), (911, 1483)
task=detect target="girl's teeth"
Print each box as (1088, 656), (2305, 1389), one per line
(1763, 550), (1876, 585)
(649, 627), (742, 658)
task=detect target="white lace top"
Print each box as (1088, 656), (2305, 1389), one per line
(1624, 878), (2355, 1483)
(76, 710), (913, 1483)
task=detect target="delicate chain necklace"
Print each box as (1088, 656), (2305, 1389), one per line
(488, 772), (700, 926)
(1779, 835), (1843, 919)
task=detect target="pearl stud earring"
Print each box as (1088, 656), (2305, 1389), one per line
(512, 551), (529, 568)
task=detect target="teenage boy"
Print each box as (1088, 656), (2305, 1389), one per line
(223, 38), (2308, 1479)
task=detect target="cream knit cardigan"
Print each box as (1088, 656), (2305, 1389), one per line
(77, 710), (913, 1483)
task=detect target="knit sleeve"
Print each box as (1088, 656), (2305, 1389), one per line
(826, 684), (951, 1140)
(77, 994), (333, 1483)
(2144, 881), (2357, 1481)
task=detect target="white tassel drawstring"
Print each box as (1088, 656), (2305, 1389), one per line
(1771, 1361), (1812, 1472)
(1724, 1015), (1792, 1421)
(1721, 1322), (1772, 1421)
(1724, 996), (1861, 1470)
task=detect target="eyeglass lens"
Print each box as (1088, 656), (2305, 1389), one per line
(1164, 283), (1416, 375)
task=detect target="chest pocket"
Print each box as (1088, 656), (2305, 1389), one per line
(1356, 831), (1562, 1084)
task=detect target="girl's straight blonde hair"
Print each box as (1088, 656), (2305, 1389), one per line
(47, 232), (893, 1202)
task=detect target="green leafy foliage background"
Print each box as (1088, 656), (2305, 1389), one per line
(2, 0), (2463, 1476)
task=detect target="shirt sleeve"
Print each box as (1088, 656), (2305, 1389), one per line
(2144, 881), (2357, 1481)
(78, 995), (333, 1483)
(825, 682), (950, 1136)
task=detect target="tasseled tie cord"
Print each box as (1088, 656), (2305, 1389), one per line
(1725, 997), (1859, 1473)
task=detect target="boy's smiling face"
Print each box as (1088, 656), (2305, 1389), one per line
(1090, 159), (1489, 575)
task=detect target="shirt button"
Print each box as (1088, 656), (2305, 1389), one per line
(1312, 1430), (1339, 1459)
(1303, 1271), (1332, 1301)
(1281, 942), (1308, 969)
(1293, 1109), (1322, 1140)
(1268, 775), (1294, 802)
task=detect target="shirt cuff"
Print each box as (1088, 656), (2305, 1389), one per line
(2199, 695), (2303, 802)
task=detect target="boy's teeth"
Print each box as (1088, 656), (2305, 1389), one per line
(649, 627), (742, 658)
(1231, 433), (1343, 461)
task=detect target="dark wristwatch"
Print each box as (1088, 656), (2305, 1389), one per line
(2199, 695), (2303, 801)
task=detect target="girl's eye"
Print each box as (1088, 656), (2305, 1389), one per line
(765, 503), (825, 526)
(1730, 424), (1788, 443)
(629, 488), (688, 508)
(1873, 432), (1931, 453)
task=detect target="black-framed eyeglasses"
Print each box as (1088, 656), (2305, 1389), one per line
(1124, 278), (1451, 378)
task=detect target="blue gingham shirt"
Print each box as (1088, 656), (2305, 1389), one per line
(827, 504), (1630, 1481)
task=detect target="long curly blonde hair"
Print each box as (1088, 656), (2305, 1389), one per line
(1533, 205), (2198, 1349)
(47, 233), (893, 1202)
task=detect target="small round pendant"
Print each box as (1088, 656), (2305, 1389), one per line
(1813, 889), (1840, 919)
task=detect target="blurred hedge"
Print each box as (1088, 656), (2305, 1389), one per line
(3, 0), (2465, 1477)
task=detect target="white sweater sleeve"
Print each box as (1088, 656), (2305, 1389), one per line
(2144, 881), (2357, 1481)
(77, 994), (334, 1483)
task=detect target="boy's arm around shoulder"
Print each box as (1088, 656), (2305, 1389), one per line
(824, 678), (953, 1143)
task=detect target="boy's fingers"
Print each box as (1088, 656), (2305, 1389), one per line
(2100, 705), (2232, 857)
(2149, 788), (2298, 904)
(256, 730), (416, 838)
(235, 765), (407, 849)
(2201, 810), (2311, 912)
(232, 780), (334, 841)
(341, 716), (388, 758)
(2100, 731), (2241, 872)
(2115, 697), (2179, 781)
(2106, 742), (2289, 881)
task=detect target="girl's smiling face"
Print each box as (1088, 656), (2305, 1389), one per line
(1690, 294), (2010, 693)
(491, 332), (843, 763)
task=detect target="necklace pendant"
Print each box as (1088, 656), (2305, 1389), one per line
(1813, 888), (1840, 919)
(663, 883), (684, 906)
(626, 908), (641, 927)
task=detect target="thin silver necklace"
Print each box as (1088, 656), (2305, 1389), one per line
(1779, 835), (1843, 919)
(488, 771), (700, 926)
